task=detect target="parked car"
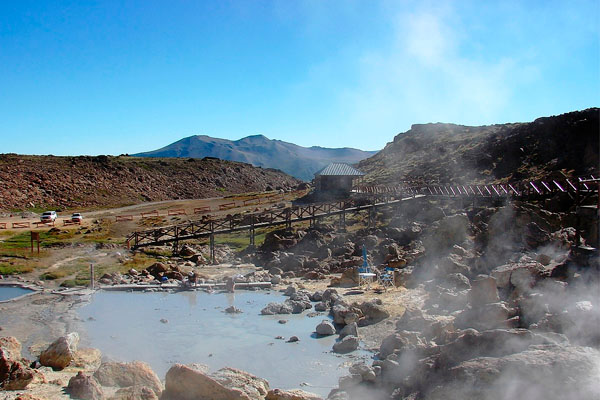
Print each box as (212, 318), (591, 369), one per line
(71, 213), (83, 222)
(40, 211), (57, 222)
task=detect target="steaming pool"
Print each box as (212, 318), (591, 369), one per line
(77, 290), (372, 396)
(0, 285), (34, 302)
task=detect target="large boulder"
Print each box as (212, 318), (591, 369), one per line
(109, 385), (159, 400)
(348, 363), (377, 383)
(490, 259), (547, 290)
(436, 329), (537, 365)
(161, 364), (269, 400)
(0, 348), (34, 390)
(315, 320), (336, 336)
(468, 276), (499, 305)
(332, 336), (359, 354)
(339, 322), (358, 339)
(265, 388), (323, 400)
(0, 337), (22, 360)
(379, 331), (427, 359)
(66, 372), (104, 400)
(357, 299), (390, 325)
(146, 263), (168, 279)
(261, 303), (293, 315)
(331, 304), (362, 325)
(39, 332), (79, 370)
(455, 302), (516, 331)
(93, 361), (163, 396)
(428, 345), (600, 400)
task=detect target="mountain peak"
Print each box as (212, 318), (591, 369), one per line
(134, 134), (378, 181)
(237, 134), (270, 143)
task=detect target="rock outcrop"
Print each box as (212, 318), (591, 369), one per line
(39, 332), (79, 370)
(161, 364), (269, 400)
(93, 361), (163, 396)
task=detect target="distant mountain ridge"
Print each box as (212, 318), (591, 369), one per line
(134, 134), (378, 181)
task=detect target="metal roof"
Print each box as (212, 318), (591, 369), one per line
(314, 163), (365, 177)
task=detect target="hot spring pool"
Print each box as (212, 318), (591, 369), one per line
(77, 290), (371, 396)
(0, 286), (34, 302)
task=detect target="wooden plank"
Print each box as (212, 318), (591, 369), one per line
(219, 202), (235, 210)
(194, 206), (211, 214)
(0, 222), (6, 229)
(33, 221), (55, 227)
(12, 222), (30, 229)
(116, 215), (134, 222)
(141, 210), (159, 218)
(168, 209), (187, 216)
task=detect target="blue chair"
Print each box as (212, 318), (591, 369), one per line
(379, 266), (395, 289)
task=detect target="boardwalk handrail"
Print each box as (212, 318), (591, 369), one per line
(126, 173), (598, 250)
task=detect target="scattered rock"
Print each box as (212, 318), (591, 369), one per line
(109, 385), (159, 400)
(93, 361), (163, 396)
(161, 364), (269, 400)
(339, 322), (358, 339)
(66, 372), (104, 400)
(315, 320), (336, 336)
(469, 276), (499, 305)
(265, 388), (323, 400)
(332, 336), (359, 354)
(39, 332), (79, 370)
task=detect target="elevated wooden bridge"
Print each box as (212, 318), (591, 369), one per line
(126, 174), (598, 262)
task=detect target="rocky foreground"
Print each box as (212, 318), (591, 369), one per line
(0, 332), (326, 400)
(1, 193), (599, 399)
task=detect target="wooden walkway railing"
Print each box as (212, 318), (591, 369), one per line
(126, 174), (599, 261)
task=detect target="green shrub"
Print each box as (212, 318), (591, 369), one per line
(60, 279), (90, 288)
(0, 263), (33, 275)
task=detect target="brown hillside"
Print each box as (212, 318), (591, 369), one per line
(359, 108), (599, 185)
(0, 155), (301, 211)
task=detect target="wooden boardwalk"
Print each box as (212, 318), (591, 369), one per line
(126, 174), (598, 261)
(127, 194), (426, 253)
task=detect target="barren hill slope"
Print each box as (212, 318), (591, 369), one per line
(359, 108), (599, 185)
(0, 155), (300, 211)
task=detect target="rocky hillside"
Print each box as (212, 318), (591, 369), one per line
(0, 155), (301, 211)
(359, 108), (599, 185)
(134, 134), (377, 181)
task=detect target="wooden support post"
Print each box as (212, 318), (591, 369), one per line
(209, 233), (216, 264)
(339, 210), (346, 231)
(368, 207), (375, 228)
(90, 263), (95, 289)
(172, 226), (179, 255)
(249, 215), (255, 246)
(30, 231), (40, 254)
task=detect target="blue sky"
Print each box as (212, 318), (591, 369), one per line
(0, 0), (598, 155)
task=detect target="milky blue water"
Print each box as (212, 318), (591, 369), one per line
(0, 286), (33, 301)
(77, 290), (371, 396)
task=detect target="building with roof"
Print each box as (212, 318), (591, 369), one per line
(314, 162), (365, 194)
